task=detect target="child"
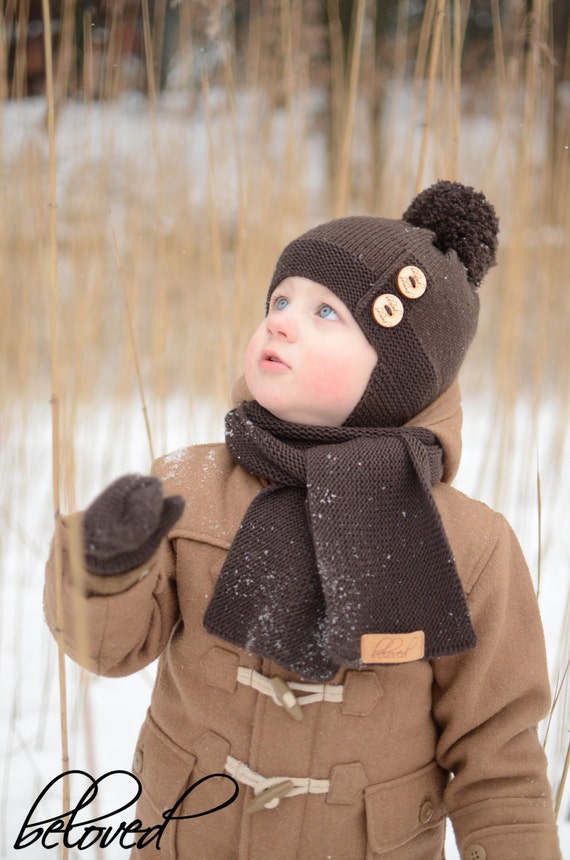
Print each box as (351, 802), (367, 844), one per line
(44, 181), (562, 859)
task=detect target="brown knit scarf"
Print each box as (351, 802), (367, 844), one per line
(203, 401), (476, 681)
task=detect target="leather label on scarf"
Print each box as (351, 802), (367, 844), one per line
(361, 631), (425, 664)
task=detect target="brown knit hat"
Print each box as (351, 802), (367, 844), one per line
(268, 180), (499, 427)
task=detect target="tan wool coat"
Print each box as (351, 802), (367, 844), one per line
(44, 381), (562, 860)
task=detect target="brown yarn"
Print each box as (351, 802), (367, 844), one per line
(203, 402), (476, 682)
(83, 475), (185, 575)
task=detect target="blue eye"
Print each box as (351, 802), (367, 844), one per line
(275, 296), (289, 311)
(318, 304), (339, 320)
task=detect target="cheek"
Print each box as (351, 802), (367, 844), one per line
(304, 355), (364, 405)
(304, 334), (377, 416)
(243, 327), (262, 385)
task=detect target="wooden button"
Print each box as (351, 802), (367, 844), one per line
(245, 780), (295, 813)
(465, 845), (487, 860)
(133, 750), (143, 774)
(372, 294), (404, 327)
(397, 265), (427, 299)
(419, 798), (434, 823)
(270, 677), (303, 721)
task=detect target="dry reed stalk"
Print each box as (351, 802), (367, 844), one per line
(555, 737), (570, 818)
(276, 0), (310, 234)
(377, 0), (452, 212)
(470, 10), (533, 507)
(102, 0), (143, 99)
(66, 518), (103, 832)
(433, 3), (455, 180)
(333, 0), (366, 216)
(74, 671), (105, 860)
(11, 1), (28, 98)
(151, 0), (167, 95)
(327, 0), (347, 195)
(471, 0), (509, 192)
(200, 64), (233, 404)
(415, 0), (446, 192)
(82, 6), (94, 103)
(0, 6), (7, 102)
(226, 12), (293, 369)
(472, 0), (557, 509)
(220, 46), (248, 385)
(544, 657), (570, 749)
(536, 458), (543, 601)
(109, 210), (156, 462)
(102, 2), (119, 99)
(375, 1), (409, 213)
(141, 0), (158, 105)
(141, 0), (174, 442)
(40, 0), (70, 855)
(543, 643), (570, 818)
(449, 0), (468, 179)
(0, 683), (20, 857)
(280, 0), (301, 102)
(55, 0), (77, 99)
(243, 0), (262, 90)
(0, 421), (51, 856)
(394, 0), (436, 194)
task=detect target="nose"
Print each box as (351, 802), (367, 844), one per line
(266, 305), (297, 341)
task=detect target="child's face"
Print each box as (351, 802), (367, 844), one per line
(244, 277), (377, 426)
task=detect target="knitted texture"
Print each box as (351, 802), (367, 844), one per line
(83, 474), (185, 575)
(403, 180), (499, 286)
(268, 181), (499, 427)
(203, 402), (476, 682)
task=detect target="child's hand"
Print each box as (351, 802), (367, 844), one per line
(82, 475), (185, 575)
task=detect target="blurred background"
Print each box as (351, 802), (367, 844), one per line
(1, 1), (569, 856)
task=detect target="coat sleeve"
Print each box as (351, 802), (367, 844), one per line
(431, 513), (561, 859)
(43, 510), (180, 678)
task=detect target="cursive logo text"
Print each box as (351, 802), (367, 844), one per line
(14, 769), (239, 851)
(361, 630), (425, 664)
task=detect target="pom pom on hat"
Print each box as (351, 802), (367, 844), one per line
(403, 179), (499, 287)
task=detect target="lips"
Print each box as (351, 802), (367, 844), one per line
(260, 349), (290, 369)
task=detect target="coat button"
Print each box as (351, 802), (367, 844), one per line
(269, 676), (303, 721)
(372, 293), (404, 328)
(245, 780), (295, 813)
(419, 798), (434, 824)
(133, 750), (143, 774)
(465, 845), (486, 860)
(397, 265), (427, 299)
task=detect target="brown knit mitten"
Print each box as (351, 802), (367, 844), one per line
(82, 474), (185, 575)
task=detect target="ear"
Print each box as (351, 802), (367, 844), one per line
(402, 180), (499, 288)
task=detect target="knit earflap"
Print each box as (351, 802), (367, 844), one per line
(403, 180), (499, 287)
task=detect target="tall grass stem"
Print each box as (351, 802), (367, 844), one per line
(333, 0), (366, 216)
(416, 0), (446, 192)
(41, 0), (70, 855)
